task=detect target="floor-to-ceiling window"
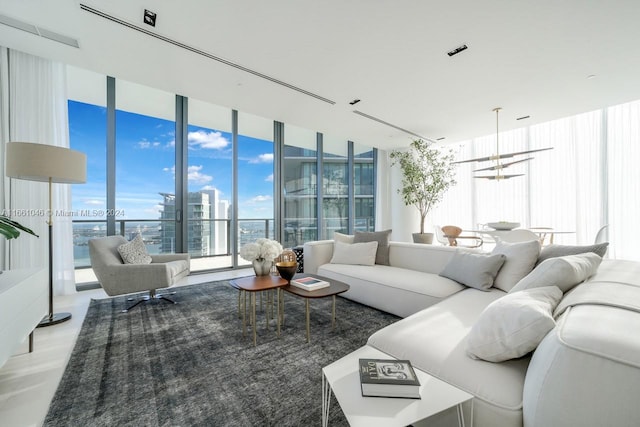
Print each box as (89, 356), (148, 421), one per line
(186, 99), (233, 270)
(237, 112), (275, 263)
(354, 143), (375, 232)
(68, 66), (107, 275)
(283, 125), (318, 248)
(67, 65), (377, 282)
(322, 134), (349, 239)
(115, 79), (176, 254)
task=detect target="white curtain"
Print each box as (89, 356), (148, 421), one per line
(607, 99), (640, 260)
(391, 102), (640, 260)
(2, 48), (76, 295)
(0, 48), (10, 268)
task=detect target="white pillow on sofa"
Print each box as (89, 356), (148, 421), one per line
(333, 232), (354, 244)
(466, 286), (563, 362)
(330, 241), (378, 266)
(491, 240), (541, 292)
(439, 251), (506, 291)
(510, 252), (602, 293)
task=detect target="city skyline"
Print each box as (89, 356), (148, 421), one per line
(68, 100), (275, 221)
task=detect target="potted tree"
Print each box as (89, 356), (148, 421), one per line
(390, 139), (456, 244)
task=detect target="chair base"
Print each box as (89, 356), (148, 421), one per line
(123, 289), (177, 313)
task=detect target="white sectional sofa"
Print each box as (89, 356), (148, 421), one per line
(304, 238), (638, 427)
(304, 240), (467, 318)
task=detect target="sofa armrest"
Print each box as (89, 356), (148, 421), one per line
(151, 253), (191, 264)
(303, 240), (334, 274)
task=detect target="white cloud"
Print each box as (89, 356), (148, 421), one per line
(138, 141), (151, 149)
(188, 165), (213, 184)
(265, 174), (274, 182)
(163, 164), (213, 185)
(188, 130), (229, 150)
(85, 199), (104, 206)
(249, 153), (274, 164)
(248, 195), (272, 203)
(153, 142), (161, 147)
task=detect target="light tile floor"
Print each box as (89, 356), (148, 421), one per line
(0, 269), (250, 427)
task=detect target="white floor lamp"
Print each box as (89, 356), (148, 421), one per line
(6, 142), (86, 327)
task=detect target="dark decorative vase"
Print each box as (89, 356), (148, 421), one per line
(275, 261), (298, 283)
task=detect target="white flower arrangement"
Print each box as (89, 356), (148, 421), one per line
(239, 238), (283, 262)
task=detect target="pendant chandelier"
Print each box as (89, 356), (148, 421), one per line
(453, 107), (552, 180)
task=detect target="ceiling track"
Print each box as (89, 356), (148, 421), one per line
(79, 4), (336, 105)
(352, 110), (434, 142)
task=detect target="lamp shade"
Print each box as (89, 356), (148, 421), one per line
(5, 142), (86, 183)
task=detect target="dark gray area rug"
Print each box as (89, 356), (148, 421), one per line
(44, 280), (399, 426)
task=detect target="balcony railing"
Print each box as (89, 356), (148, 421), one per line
(73, 216), (373, 270)
(73, 218), (275, 270)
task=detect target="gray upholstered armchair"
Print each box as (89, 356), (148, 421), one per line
(89, 235), (190, 312)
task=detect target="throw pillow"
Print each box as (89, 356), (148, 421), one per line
(439, 251), (507, 291)
(491, 240), (541, 292)
(510, 252), (603, 293)
(353, 229), (392, 266)
(466, 286), (563, 362)
(117, 234), (152, 264)
(536, 242), (609, 265)
(330, 241), (378, 266)
(333, 232), (355, 244)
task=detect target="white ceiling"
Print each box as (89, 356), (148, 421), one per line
(1, 0), (640, 150)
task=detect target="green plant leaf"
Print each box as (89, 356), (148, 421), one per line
(0, 215), (39, 240)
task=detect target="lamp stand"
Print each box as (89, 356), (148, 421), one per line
(37, 178), (71, 327)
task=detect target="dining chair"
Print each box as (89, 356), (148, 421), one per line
(440, 225), (483, 248)
(529, 227), (554, 246)
(594, 225), (609, 244)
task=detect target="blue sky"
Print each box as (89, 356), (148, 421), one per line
(69, 101), (275, 221)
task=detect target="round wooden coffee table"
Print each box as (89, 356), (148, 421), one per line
(282, 274), (350, 343)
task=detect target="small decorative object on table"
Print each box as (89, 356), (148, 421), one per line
(275, 261), (297, 282)
(290, 276), (330, 291)
(487, 221), (520, 230)
(240, 238), (283, 276)
(359, 358), (421, 399)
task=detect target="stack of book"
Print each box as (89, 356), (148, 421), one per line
(359, 358), (421, 399)
(290, 276), (330, 291)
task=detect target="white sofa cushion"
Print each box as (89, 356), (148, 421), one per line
(510, 253), (602, 294)
(367, 287), (530, 419)
(492, 240), (541, 292)
(524, 303), (640, 426)
(330, 241), (378, 265)
(439, 251), (506, 290)
(318, 263), (464, 317)
(466, 286), (563, 362)
(333, 232), (354, 244)
(536, 242), (609, 264)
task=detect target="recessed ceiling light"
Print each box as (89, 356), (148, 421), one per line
(587, 74), (597, 79)
(436, 137), (446, 141)
(516, 115), (530, 121)
(349, 99), (361, 105)
(447, 44), (468, 57)
(143, 9), (156, 27)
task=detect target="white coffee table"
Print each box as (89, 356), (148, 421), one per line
(322, 346), (473, 427)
